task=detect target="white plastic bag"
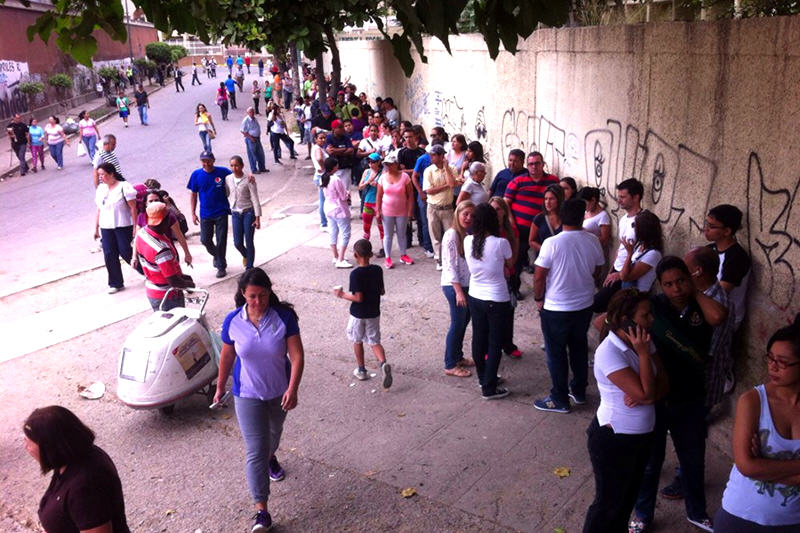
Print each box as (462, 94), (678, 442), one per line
(77, 142), (87, 157)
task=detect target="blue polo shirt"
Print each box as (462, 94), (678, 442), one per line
(187, 166), (232, 219)
(489, 167), (528, 197)
(221, 305), (300, 401)
(224, 77), (236, 94)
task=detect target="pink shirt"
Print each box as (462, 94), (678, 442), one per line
(379, 172), (411, 217)
(323, 174), (349, 219)
(79, 118), (98, 138)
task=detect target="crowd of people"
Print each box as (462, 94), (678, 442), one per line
(13, 58), (800, 533)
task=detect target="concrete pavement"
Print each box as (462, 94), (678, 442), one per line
(0, 79), (735, 533)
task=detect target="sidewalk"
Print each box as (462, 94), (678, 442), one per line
(1, 80), (165, 180)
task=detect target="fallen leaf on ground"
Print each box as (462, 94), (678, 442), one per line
(364, 470), (378, 477)
(165, 509), (176, 516)
(400, 487), (417, 498)
(397, 412), (406, 417)
(554, 528), (565, 533)
(553, 466), (571, 479)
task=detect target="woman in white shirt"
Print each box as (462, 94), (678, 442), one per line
(583, 288), (665, 532)
(227, 155), (262, 269)
(464, 203), (513, 399)
(579, 187), (611, 248)
(321, 157), (352, 268)
(94, 162), (138, 293)
(441, 200), (476, 378)
(456, 162), (489, 206)
(618, 210), (663, 293)
(311, 131), (328, 229)
(44, 115), (70, 170)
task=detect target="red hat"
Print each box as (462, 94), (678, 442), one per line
(331, 119), (342, 130)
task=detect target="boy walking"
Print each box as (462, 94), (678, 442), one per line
(334, 239), (392, 389)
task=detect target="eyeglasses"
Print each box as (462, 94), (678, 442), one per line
(764, 352), (800, 370)
(703, 221), (724, 230)
(527, 161), (543, 166)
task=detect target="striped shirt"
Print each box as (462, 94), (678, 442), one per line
(504, 173), (558, 228)
(135, 226), (182, 299)
(92, 149), (124, 180)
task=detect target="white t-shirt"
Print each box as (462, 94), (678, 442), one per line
(461, 177), (489, 205)
(440, 229), (470, 287)
(534, 230), (605, 311)
(464, 235), (511, 302)
(594, 332), (657, 434)
(613, 212), (638, 271)
(95, 181), (136, 229)
(358, 137), (383, 156)
(629, 248), (662, 292)
(583, 210), (610, 239)
(311, 144), (326, 176)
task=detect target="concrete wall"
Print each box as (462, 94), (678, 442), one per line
(334, 16), (800, 385)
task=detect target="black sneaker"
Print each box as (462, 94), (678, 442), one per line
(568, 390), (587, 405)
(252, 509), (272, 532)
(215, 268), (227, 278)
(381, 362), (393, 389)
(268, 455), (285, 482)
(482, 387), (510, 400)
(660, 474), (683, 500)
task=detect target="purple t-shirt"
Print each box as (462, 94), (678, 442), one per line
(221, 305), (299, 401)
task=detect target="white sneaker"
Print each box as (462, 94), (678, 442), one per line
(424, 250), (435, 258)
(436, 263), (443, 271)
(335, 260), (353, 269)
(353, 368), (368, 381)
(332, 257), (338, 265)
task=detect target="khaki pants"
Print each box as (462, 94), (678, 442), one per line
(427, 204), (454, 262)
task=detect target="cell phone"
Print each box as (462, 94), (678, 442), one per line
(620, 319), (637, 333)
(209, 390), (232, 410)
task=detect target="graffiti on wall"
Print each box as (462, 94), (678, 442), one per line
(0, 60), (30, 120)
(499, 109), (581, 178)
(433, 91), (467, 136)
(404, 73), (428, 121)
(746, 153), (800, 311)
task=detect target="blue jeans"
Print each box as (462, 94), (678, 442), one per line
(540, 306), (593, 406)
(82, 135), (97, 161)
(232, 209), (256, 269)
(467, 296), (511, 394)
(100, 226), (134, 289)
(317, 185), (327, 227)
(234, 395), (286, 503)
(442, 285), (470, 369)
(199, 130), (212, 151)
(15, 143), (28, 173)
(270, 131), (295, 161)
(48, 141), (65, 168)
(137, 104), (148, 125)
(634, 401), (708, 523)
(416, 195), (433, 252)
(200, 215), (228, 269)
(245, 136), (266, 173)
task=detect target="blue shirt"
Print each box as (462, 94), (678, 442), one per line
(221, 305), (299, 401)
(489, 168), (528, 197)
(413, 152), (432, 179)
(325, 132), (353, 169)
(28, 125), (44, 146)
(187, 166), (232, 219)
(224, 78), (236, 94)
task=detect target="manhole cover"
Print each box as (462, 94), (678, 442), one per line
(280, 204), (317, 215)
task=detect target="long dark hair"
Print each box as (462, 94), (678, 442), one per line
(97, 162), (124, 181)
(24, 406), (95, 473)
(467, 141), (485, 163)
(321, 157), (339, 188)
(470, 203), (500, 260)
(634, 209), (664, 252)
(235, 267), (297, 321)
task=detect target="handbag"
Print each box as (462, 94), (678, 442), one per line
(208, 129), (216, 140)
(76, 142), (87, 157)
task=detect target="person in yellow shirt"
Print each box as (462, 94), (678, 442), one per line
(423, 145), (456, 270)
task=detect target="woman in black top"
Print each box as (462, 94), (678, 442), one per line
(24, 406), (129, 533)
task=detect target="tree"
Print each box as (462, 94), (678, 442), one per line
(145, 42), (172, 65)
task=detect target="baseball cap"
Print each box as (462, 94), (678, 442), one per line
(331, 119), (342, 130)
(146, 201), (168, 225)
(200, 150), (215, 160)
(383, 151), (399, 164)
(430, 145), (446, 155)
(368, 152), (381, 161)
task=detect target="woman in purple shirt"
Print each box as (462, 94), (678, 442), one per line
(214, 268), (305, 532)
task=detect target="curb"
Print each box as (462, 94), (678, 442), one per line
(1, 83), (167, 181)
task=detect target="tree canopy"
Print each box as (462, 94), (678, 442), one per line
(1, 0), (571, 75)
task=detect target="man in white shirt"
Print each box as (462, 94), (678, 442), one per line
(533, 198), (605, 413)
(593, 178), (644, 312)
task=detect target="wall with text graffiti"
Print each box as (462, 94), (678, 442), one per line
(339, 15), (800, 383)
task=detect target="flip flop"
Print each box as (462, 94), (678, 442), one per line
(456, 358), (475, 367)
(445, 367), (471, 378)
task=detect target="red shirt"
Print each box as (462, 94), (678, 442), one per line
(504, 173), (558, 228)
(135, 226), (182, 299)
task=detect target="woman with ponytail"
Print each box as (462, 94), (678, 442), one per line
(322, 157), (353, 268)
(463, 203), (513, 400)
(214, 267), (305, 532)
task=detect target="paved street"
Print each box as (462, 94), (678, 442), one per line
(0, 81), (733, 532)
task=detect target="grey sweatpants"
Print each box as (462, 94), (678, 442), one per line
(234, 395), (286, 502)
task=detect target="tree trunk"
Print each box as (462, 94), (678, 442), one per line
(315, 52), (327, 105)
(323, 23), (341, 97)
(291, 43), (301, 101)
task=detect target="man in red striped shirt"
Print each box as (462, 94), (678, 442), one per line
(504, 151), (558, 299)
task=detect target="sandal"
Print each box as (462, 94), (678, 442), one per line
(445, 367), (471, 378)
(456, 358), (475, 367)
(628, 518), (650, 533)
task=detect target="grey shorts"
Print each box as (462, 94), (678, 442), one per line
(346, 315), (381, 345)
